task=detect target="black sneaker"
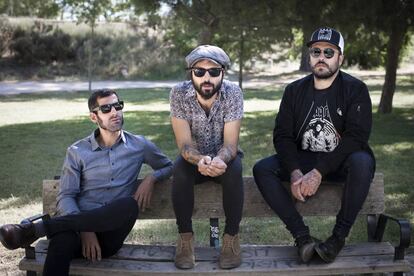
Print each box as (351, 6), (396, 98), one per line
(295, 235), (317, 263)
(315, 234), (345, 263)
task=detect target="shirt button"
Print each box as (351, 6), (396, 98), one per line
(112, 162), (114, 166)
(111, 178), (114, 181)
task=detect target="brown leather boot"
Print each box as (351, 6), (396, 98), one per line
(174, 232), (195, 269)
(219, 233), (241, 269)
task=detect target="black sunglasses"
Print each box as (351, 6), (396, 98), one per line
(190, 67), (223, 77)
(92, 101), (124, 113)
(309, 47), (337, 59)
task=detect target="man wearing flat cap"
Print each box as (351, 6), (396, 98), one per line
(253, 27), (375, 263)
(169, 45), (244, 269)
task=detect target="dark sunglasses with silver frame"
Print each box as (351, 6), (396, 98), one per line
(309, 47), (338, 59)
(189, 67), (223, 78)
(92, 101), (124, 114)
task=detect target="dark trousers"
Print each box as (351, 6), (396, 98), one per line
(172, 155), (244, 236)
(42, 197), (138, 276)
(253, 151), (374, 239)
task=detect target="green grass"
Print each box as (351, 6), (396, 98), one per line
(0, 78), (413, 249)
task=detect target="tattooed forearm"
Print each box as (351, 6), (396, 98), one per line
(182, 144), (203, 165)
(217, 145), (236, 163)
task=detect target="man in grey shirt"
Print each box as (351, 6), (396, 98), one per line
(170, 45), (244, 270)
(0, 89), (172, 276)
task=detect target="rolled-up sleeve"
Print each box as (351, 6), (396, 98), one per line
(56, 147), (81, 215)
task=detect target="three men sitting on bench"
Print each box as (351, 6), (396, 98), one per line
(1, 28), (376, 271)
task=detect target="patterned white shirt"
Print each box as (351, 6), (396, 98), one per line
(170, 80), (243, 156)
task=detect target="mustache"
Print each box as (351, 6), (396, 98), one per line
(201, 81), (213, 86)
(110, 114), (122, 120)
(316, 61), (327, 66)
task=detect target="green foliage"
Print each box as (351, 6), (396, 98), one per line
(9, 21), (75, 64)
(0, 16), (13, 56)
(63, 0), (112, 27)
(0, 0), (59, 18)
(2, 19), (184, 80)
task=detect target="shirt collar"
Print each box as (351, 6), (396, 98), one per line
(90, 129), (126, 151)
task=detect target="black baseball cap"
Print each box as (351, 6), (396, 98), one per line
(307, 27), (344, 54)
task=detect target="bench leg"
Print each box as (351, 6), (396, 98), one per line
(367, 214), (379, 242)
(210, 218), (219, 248)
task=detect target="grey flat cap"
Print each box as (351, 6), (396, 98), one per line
(185, 45), (231, 69)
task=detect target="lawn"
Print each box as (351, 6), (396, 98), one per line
(0, 73), (413, 274)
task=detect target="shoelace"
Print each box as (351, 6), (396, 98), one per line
(222, 236), (234, 253)
(179, 238), (192, 252)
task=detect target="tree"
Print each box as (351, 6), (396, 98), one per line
(146, 0), (293, 88)
(63, 0), (113, 92)
(377, 0), (414, 114)
(0, 0), (59, 18)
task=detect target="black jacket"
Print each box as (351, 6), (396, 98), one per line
(273, 71), (375, 175)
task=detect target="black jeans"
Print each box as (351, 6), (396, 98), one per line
(172, 155), (244, 236)
(253, 151), (374, 239)
(42, 197), (138, 276)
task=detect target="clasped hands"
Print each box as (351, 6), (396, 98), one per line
(290, 168), (322, 202)
(198, 156), (227, 177)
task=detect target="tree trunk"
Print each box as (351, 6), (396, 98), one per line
(238, 30), (244, 89)
(299, 26), (313, 72)
(198, 27), (213, 45)
(8, 0), (13, 16)
(88, 24), (95, 93)
(378, 22), (407, 114)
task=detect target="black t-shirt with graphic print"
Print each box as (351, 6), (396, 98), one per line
(301, 86), (340, 153)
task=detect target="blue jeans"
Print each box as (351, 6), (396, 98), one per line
(253, 151), (375, 239)
(42, 197), (139, 276)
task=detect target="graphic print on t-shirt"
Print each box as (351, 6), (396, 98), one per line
(301, 101), (339, 152)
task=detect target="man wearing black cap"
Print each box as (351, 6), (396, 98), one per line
(253, 27), (375, 263)
(169, 45), (244, 269)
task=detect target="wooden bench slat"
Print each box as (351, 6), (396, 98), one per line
(33, 240), (396, 261)
(19, 242), (410, 275)
(42, 173), (384, 218)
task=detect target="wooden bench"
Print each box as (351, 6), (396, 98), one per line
(19, 173), (411, 275)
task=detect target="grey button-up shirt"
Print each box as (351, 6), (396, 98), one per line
(170, 80), (243, 156)
(57, 129), (173, 216)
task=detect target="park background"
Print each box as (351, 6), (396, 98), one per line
(0, 0), (413, 274)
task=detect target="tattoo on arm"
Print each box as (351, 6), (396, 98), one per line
(182, 144), (203, 165)
(217, 145), (236, 163)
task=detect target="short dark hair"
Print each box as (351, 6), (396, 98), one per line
(88, 89), (119, 112)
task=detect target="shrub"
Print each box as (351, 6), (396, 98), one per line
(0, 16), (13, 56)
(10, 21), (75, 64)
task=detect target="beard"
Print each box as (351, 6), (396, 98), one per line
(311, 60), (340, 79)
(97, 113), (124, 132)
(192, 77), (223, 100)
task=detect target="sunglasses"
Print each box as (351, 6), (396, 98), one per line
(191, 67), (223, 77)
(92, 101), (124, 113)
(309, 47), (337, 59)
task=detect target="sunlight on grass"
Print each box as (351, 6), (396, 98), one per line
(0, 201), (42, 225)
(381, 142), (414, 153)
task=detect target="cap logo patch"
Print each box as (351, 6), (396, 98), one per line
(318, 29), (332, 41)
